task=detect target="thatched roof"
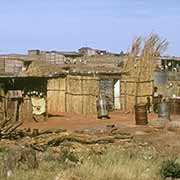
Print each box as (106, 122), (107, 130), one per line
(24, 58), (123, 77)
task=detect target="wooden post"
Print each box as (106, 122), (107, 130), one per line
(81, 76), (84, 115)
(45, 80), (48, 121)
(135, 70), (141, 106)
(65, 76), (67, 112)
(125, 81), (127, 111)
(13, 100), (18, 122)
(0, 97), (6, 122)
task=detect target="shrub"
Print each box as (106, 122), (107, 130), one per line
(60, 148), (79, 164)
(160, 159), (180, 179)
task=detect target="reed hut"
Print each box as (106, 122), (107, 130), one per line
(0, 75), (47, 123)
(121, 34), (168, 111)
(25, 59), (122, 116)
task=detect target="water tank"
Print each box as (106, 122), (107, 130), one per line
(158, 102), (170, 119)
(154, 71), (167, 86)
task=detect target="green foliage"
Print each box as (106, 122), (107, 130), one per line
(0, 146), (7, 154)
(160, 159), (180, 179)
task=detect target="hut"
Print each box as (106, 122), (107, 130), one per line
(0, 54), (48, 123)
(0, 75), (47, 123)
(25, 58), (123, 116)
(0, 51), (124, 123)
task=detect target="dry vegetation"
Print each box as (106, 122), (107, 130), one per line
(0, 144), (179, 180)
(0, 145), (161, 180)
(121, 34), (169, 110)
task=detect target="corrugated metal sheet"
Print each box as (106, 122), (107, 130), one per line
(99, 79), (114, 111)
(154, 71), (168, 85)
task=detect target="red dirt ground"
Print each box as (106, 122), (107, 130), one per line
(17, 111), (180, 155)
(20, 111), (180, 131)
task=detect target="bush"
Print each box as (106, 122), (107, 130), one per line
(160, 159), (180, 179)
(43, 148), (79, 164)
(60, 148), (79, 164)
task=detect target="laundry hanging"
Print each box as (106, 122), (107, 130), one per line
(31, 96), (46, 115)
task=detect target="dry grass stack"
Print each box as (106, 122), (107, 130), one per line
(121, 34), (168, 111)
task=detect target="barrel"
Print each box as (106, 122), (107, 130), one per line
(158, 102), (170, 119)
(134, 103), (148, 125)
(96, 97), (109, 119)
(169, 98), (180, 114)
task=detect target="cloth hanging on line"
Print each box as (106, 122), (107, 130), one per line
(8, 90), (23, 98)
(31, 97), (46, 115)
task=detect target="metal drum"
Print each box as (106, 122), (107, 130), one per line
(134, 103), (148, 125)
(96, 96), (109, 119)
(169, 98), (180, 114)
(158, 102), (170, 119)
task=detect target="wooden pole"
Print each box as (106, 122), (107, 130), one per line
(125, 81), (127, 111)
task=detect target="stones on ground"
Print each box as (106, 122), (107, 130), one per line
(149, 118), (169, 129)
(134, 130), (148, 136)
(166, 120), (180, 132)
(55, 173), (82, 180)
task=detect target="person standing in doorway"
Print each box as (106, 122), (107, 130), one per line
(152, 87), (159, 112)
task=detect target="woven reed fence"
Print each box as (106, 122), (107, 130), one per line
(47, 75), (99, 115)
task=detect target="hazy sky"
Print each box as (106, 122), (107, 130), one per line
(0, 0), (180, 55)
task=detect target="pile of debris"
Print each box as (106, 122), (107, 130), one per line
(0, 119), (67, 140)
(0, 119), (23, 139)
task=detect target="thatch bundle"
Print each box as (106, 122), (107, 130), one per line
(121, 34), (168, 110)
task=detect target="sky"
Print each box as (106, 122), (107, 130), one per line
(0, 0), (180, 56)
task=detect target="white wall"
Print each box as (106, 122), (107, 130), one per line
(114, 80), (121, 109)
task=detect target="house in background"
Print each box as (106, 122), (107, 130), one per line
(28, 49), (83, 64)
(78, 47), (112, 57)
(154, 56), (180, 98)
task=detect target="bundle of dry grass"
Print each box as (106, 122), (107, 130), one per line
(124, 34), (168, 79)
(121, 34), (168, 109)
